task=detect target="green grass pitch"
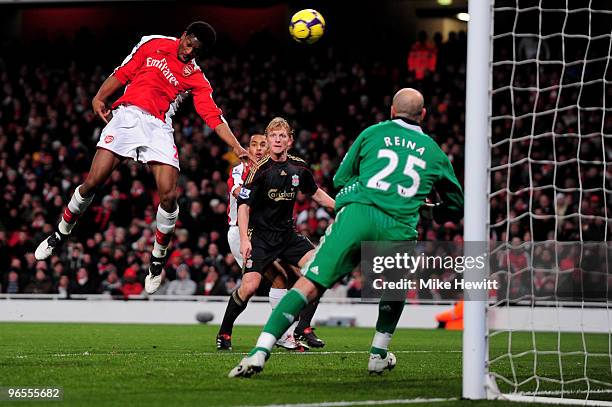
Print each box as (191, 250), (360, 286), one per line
(0, 323), (609, 406)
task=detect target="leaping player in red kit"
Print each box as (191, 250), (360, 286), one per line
(34, 21), (251, 295)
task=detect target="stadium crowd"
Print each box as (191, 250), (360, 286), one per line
(0, 28), (607, 300)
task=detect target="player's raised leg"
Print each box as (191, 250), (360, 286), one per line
(145, 163), (180, 294)
(35, 148), (122, 260)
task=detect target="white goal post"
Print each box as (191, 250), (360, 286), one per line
(463, 0), (491, 401)
(463, 0), (612, 405)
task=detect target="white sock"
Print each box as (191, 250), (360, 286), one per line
(58, 185), (93, 235)
(269, 288), (296, 342)
(153, 205), (179, 258)
(256, 332), (277, 353)
(371, 331), (393, 352)
(269, 288), (288, 310)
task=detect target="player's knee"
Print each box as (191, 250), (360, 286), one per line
(297, 249), (315, 268)
(294, 277), (321, 301)
(238, 283), (256, 300)
(239, 275), (261, 299)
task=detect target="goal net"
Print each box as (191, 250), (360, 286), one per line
(483, 0), (612, 404)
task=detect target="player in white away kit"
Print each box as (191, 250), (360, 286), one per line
(224, 134), (303, 351)
(226, 135), (266, 267)
(34, 21), (252, 295)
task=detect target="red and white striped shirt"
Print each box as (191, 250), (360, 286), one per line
(227, 162), (250, 226)
(111, 35), (225, 129)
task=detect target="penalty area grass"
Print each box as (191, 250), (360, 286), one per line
(0, 323), (609, 406)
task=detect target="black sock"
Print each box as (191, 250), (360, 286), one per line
(219, 290), (248, 336)
(296, 300), (319, 333)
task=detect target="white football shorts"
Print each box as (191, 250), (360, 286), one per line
(97, 105), (180, 170)
(227, 225), (243, 267)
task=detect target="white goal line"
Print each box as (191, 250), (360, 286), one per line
(237, 397), (458, 407)
(7, 349), (463, 359)
(496, 393), (612, 407)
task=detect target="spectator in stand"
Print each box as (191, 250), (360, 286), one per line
(166, 264), (197, 296)
(51, 261), (65, 282)
(70, 268), (98, 294)
(121, 267), (143, 298)
(204, 243), (224, 274)
(224, 276), (238, 295)
(501, 237), (529, 273)
(56, 275), (70, 298)
(23, 269), (54, 294)
(101, 269), (122, 295)
(200, 265), (227, 296)
(407, 31), (437, 80)
(4, 270), (20, 294)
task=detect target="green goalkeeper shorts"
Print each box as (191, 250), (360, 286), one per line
(303, 202), (415, 289)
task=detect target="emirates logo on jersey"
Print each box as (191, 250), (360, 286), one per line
(146, 57), (179, 87)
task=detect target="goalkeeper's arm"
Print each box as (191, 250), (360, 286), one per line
(429, 158), (464, 223)
(333, 131), (366, 189)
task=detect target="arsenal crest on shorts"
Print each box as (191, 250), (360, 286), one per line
(292, 174), (300, 187)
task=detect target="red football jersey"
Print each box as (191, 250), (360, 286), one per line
(111, 35), (225, 129)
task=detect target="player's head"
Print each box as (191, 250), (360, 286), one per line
(178, 21), (216, 62)
(249, 134), (267, 162)
(391, 88), (426, 123)
(265, 117), (293, 156)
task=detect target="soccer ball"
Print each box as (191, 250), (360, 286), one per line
(289, 9), (326, 44)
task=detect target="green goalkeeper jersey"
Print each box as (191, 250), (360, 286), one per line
(333, 117), (464, 239)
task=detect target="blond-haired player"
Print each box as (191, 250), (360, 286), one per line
(217, 118), (335, 351)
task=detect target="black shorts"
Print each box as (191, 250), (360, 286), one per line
(244, 230), (314, 274)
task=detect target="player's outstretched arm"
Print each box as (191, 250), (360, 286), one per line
(214, 123), (253, 162)
(191, 75), (253, 162)
(312, 188), (335, 210)
(92, 76), (123, 123)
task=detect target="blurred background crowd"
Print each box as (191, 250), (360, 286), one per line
(0, 2), (609, 300)
(0, 29), (469, 297)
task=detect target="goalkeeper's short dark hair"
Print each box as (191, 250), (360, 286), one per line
(186, 21), (216, 54)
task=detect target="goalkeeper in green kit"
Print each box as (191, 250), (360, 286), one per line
(229, 88), (464, 378)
